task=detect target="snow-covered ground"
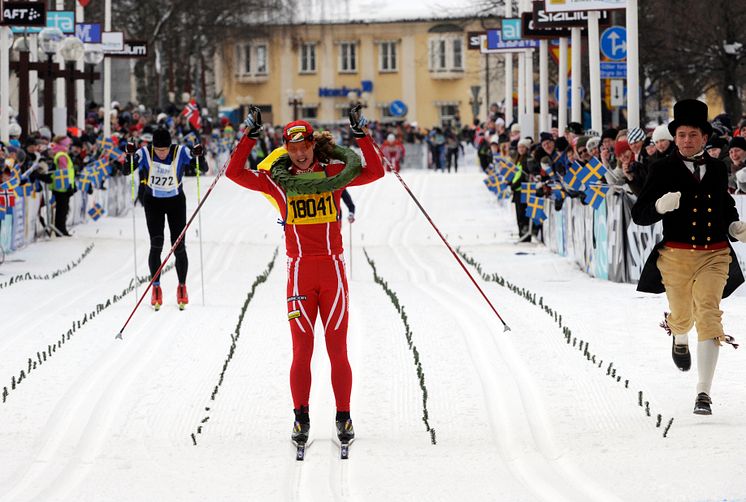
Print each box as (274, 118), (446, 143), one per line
(2, 154), (746, 502)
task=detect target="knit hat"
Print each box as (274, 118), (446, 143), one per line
(539, 132), (554, 143)
(586, 137), (601, 151)
(565, 122), (584, 135)
(705, 136), (728, 151)
(614, 139), (631, 157)
(490, 135), (500, 145)
(627, 127), (645, 144)
(576, 136), (591, 150)
(601, 128), (619, 141)
(517, 138), (532, 149)
(153, 128), (172, 148)
(510, 123), (521, 133)
(652, 124), (673, 143)
(730, 136), (746, 152)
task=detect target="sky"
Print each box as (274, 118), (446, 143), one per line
(1, 149), (746, 500)
(300, 0), (485, 22)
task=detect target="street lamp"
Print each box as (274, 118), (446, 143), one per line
(60, 36), (84, 124)
(287, 89), (305, 121)
(469, 85), (483, 123)
(38, 27), (64, 131)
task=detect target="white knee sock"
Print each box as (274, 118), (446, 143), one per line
(696, 339), (720, 395)
(674, 334), (688, 346)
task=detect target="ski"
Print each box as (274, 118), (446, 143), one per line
(339, 439), (354, 460)
(292, 438), (313, 461)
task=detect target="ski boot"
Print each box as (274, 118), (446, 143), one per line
(177, 284), (189, 311)
(151, 284), (163, 311)
(693, 392), (712, 415)
(335, 413), (355, 443)
(292, 406), (310, 445)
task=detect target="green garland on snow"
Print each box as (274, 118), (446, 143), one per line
(455, 246), (676, 439)
(269, 145), (362, 194)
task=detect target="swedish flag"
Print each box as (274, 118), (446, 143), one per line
(563, 160), (586, 191)
(76, 175), (93, 193)
(578, 157), (607, 185)
(583, 183), (611, 210)
(549, 182), (565, 201)
(525, 195), (547, 224)
(183, 131), (199, 147)
(520, 182), (539, 203)
(0, 165), (20, 191)
(88, 203), (105, 221)
(14, 183), (33, 198)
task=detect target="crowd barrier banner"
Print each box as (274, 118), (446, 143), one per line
(540, 191), (746, 295)
(0, 174), (131, 255)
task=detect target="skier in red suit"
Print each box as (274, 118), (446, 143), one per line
(225, 105), (383, 446)
(380, 133), (406, 172)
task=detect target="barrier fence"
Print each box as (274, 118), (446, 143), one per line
(540, 192), (746, 296)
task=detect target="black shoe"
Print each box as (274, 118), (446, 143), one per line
(336, 418), (355, 442)
(693, 392), (712, 415)
(671, 338), (691, 372)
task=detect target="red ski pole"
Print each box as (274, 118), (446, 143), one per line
(115, 149), (230, 340)
(372, 141), (510, 332)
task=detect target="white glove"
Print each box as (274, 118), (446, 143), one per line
(655, 191), (681, 214)
(730, 221), (746, 242)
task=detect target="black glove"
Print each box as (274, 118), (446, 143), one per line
(243, 105), (262, 139)
(192, 143), (204, 157)
(348, 104), (368, 139)
(125, 142), (137, 155)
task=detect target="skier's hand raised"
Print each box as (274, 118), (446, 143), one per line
(191, 143), (204, 157)
(125, 142), (137, 155)
(349, 104), (368, 139)
(243, 106), (263, 139)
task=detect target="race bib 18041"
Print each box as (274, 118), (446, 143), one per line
(286, 192), (338, 225)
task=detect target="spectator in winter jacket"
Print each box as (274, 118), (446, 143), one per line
(704, 136), (728, 161)
(627, 127), (646, 162)
(726, 136), (746, 192)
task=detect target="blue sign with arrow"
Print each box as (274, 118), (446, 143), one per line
(389, 100), (408, 118)
(600, 26), (627, 61)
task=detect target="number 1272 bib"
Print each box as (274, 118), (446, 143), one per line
(286, 192), (338, 225)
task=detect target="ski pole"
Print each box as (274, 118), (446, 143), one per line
(115, 152), (231, 340)
(129, 150), (139, 302)
(372, 142), (510, 332)
(196, 153), (206, 306)
(348, 217), (353, 279)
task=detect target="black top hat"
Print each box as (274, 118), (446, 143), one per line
(667, 99), (712, 137)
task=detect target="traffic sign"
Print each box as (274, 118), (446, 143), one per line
(389, 100), (408, 117)
(600, 26), (626, 61)
(75, 23), (101, 43)
(600, 61), (626, 79)
(610, 80), (625, 107)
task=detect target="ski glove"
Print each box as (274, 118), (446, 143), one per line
(730, 221), (746, 242)
(243, 105), (263, 139)
(125, 142), (137, 155)
(349, 104), (368, 139)
(655, 191), (681, 214)
(191, 143), (204, 157)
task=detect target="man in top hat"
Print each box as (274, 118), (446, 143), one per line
(632, 99), (746, 415)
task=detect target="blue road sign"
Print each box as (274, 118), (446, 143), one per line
(486, 29), (540, 51)
(600, 26), (626, 61)
(75, 23), (101, 43)
(553, 81), (585, 106)
(600, 61), (627, 79)
(389, 100), (408, 117)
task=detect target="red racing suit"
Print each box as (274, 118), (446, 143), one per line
(225, 135), (384, 412)
(380, 139), (406, 172)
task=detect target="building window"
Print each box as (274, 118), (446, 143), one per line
(301, 106), (318, 119)
(428, 36), (464, 73)
(236, 42), (269, 77)
(440, 104), (459, 127)
(256, 44), (267, 74)
(339, 42), (357, 73)
(452, 39), (463, 70)
(379, 42), (398, 72)
(300, 43), (316, 73)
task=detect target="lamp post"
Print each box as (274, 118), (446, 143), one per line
(38, 27), (64, 131)
(346, 90), (370, 118)
(60, 36), (84, 126)
(287, 89), (305, 121)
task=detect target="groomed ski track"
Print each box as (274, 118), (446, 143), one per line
(1, 157), (746, 501)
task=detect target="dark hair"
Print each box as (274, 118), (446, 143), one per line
(312, 131), (336, 164)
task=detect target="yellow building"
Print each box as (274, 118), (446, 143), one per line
(215, 16), (502, 128)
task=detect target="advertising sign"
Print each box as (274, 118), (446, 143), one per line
(1, 2), (46, 26)
(533, 1), (610, 27)
(543, 0), (626, 12)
